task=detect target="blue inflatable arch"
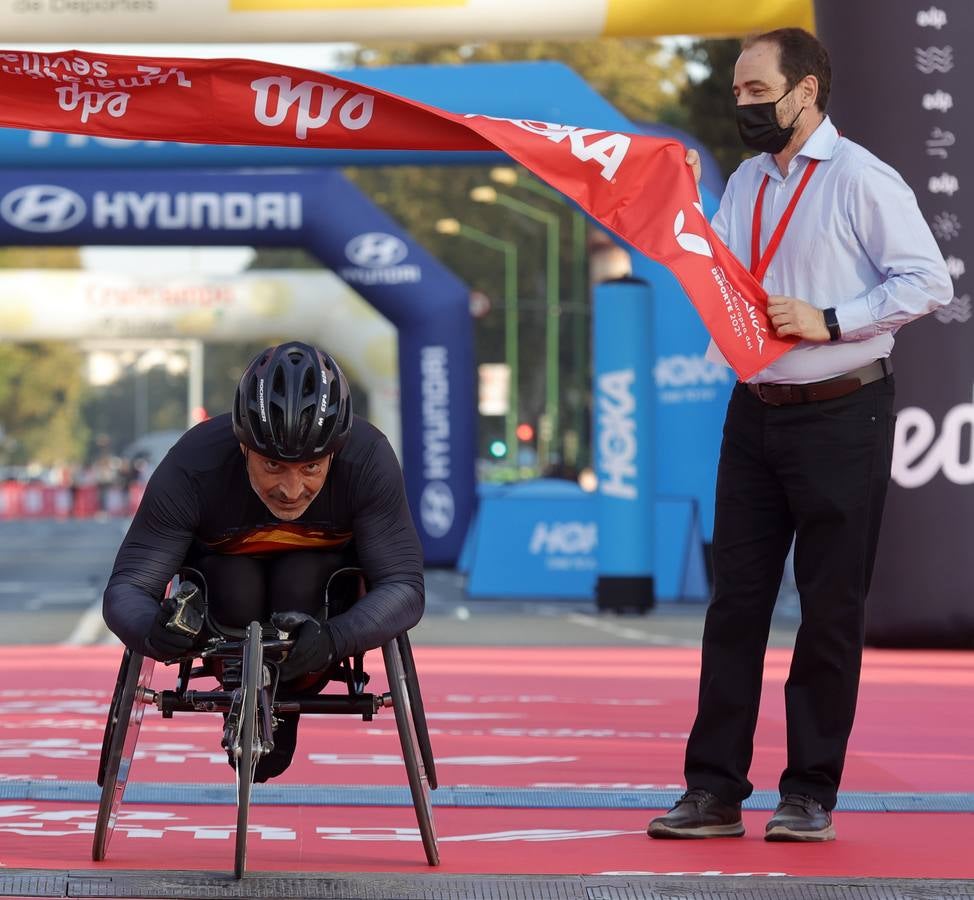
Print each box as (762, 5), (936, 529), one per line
(0, 167), (474, 566)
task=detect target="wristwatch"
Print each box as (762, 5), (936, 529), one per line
(823, 307), (841, 342)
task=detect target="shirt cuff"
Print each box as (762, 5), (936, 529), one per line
(834, 298), (874, 338)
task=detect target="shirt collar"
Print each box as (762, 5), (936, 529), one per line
(758, 115), (838, 180)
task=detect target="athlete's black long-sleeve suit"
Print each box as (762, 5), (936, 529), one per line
(103, 413), (425, 659)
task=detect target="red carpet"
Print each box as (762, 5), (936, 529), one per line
(1, 645), (972, 878)
(1, 803), (971, 879)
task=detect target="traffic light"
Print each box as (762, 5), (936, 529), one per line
(515, 422), (534, 442)
(488, 440), (508, 459)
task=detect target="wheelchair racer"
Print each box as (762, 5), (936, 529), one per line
(103, 340), (425, 781)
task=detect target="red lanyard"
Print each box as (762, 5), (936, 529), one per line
(750, 158), (821, 283)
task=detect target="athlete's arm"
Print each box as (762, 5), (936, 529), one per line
(325, 436), (424, 658)
(102, 454), (199, 654)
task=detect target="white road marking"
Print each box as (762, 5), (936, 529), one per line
(25, 589), (98, 611)
(566, 613), (696, 646)
(63, 599), (108, 646)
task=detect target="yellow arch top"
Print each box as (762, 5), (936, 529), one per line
(604, 0), (814, 38)
(0, 0), (816, 43)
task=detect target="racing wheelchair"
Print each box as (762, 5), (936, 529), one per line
(92, 568), (438, 878)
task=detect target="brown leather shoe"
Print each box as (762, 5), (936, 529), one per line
(765, 793), (836, 842)
(647, 789), (744, 839)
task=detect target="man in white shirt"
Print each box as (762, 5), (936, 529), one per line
(648, 28), (952, 842)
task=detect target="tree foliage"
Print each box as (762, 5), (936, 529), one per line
(0, 342), (90, 466)
(348, 38), (687, 124)
(0, 247), (81, 268)
(0, 249), (86, 466)
(674, 38), (750, 179)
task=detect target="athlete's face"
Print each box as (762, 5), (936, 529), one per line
(241, 446), (332, 521)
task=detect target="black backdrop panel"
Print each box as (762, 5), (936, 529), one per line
(814, 0), (972, 646)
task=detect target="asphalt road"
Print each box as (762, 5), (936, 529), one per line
(0, 518), (129, 644)
(0, 520), (800, 648)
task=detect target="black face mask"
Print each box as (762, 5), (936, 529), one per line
(736, 87), (803, 154)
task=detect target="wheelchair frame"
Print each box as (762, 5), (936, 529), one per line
(92, 575), (439, 878)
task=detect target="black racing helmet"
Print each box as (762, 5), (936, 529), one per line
(232, 342), (353, 461)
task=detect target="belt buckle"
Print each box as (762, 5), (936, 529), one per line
(756, 383), (784, 406)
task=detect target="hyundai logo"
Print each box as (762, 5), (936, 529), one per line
(420, 481), (455, 538)
(344, 232), (409, 269)
(0, 185), (87, 233)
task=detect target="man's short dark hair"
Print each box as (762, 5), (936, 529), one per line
(744, 27), (831, 113)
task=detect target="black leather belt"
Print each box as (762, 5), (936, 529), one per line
(745, 359), (891, 406)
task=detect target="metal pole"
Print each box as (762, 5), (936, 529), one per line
(491, 167), (592, 465)
(448, 222), (520, 462)
(134, 368), (147, 439)
(502, 242), (519, 459)
(490, 171), (590, 467)
(571, 210), (588, 467)
(490, 193), (561, 468)
(187, 339), (205, 428)
(545, 214), (560, 462)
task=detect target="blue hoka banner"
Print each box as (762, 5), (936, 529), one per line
(463, 485), (708, 600)
(0, 168), (474, 566)
(466, 481), (597, 599)
(593, 278), (656, 611)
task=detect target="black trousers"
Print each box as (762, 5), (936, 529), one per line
(194, 549), (346, 629)
(684, 376), (896, 810)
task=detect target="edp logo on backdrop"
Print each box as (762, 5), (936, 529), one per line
(892, 387), (974, 487)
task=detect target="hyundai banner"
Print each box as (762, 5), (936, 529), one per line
(0, 168), (475, 566)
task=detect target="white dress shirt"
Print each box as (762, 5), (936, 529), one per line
(706, 116), (953, 384)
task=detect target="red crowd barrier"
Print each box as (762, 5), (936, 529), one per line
(20, 483), (72, 518)
(0, 481), (143, 520)
(0, 481), (22, 518)
(72, 485), (101, 519)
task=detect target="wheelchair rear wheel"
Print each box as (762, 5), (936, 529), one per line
(92, 650), (155, 861)
(233, 621), (262, 879)
(383, 641), (438, 866)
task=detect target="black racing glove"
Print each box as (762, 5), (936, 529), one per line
(144, 603), (197, 662)
(278, 619), (336, 682)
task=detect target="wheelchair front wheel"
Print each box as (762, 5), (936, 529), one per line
(233, 621), (262, 879)
(397, 633), (437, 790)
(92, 650), (155, 861)
(96, 647), (131, 789)
(383, 641), (438, 866)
